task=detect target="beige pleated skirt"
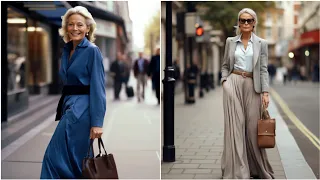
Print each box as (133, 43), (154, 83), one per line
(221, 73), (274, 179)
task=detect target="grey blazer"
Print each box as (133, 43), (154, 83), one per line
(220, 33), (269, 93)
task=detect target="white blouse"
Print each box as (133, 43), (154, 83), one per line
(233, 34), (254, 72)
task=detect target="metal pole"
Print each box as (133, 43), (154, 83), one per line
(1, 2), (8, 122)
(187, 36), (195, 103)
(184, 35), (188, 103)
(199, 42), (204, 97)
(185, 2), (196, 104)
(162, 1), (175, 162)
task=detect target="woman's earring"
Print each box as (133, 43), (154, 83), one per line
(86, 32), (89, 36)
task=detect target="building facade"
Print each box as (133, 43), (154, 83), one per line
(259, 4), (284, 66)
(289, 1), (319, 80)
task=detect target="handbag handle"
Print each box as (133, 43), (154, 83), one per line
(260, 95), (270, 120)
(85, 138), (109, 158)
(98, 138), (108, 155)
(86, 139), (95, 158)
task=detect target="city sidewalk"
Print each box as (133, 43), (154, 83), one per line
(161, 86), (316, 179)
(1, 74), (160, 179)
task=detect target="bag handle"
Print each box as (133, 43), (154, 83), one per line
(260, 95), (270, 120)
(86, 139), (95, 158)
(98, 138), (108, 155)
(85, 138), (109, 158)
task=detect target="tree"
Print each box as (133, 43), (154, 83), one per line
(194, 1), (275, 39)
(144, 10), (160, 56)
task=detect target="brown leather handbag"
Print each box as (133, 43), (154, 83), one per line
(82, 138), (119, 179)
(257, 105), (276, 148)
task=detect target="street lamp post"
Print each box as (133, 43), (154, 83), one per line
(162, 1), (175, 162)
(187, 35), (196, 104)
(199, 42), (204, 98)
(1, 2), (8, 122)
(185, 2), (196, 104)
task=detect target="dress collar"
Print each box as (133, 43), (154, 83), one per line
(64, 36), (90, 50)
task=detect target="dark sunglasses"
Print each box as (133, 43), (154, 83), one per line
(239, 18), (254, 24)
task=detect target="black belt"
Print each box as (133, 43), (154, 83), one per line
(55, 85), (90, 121)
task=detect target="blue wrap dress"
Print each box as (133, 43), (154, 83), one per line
(40, 37), (106, 179)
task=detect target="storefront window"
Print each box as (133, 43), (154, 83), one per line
(27, 19), (52, 87)
(7, 7), (27, 93)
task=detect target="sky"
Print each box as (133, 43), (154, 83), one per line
(128, 0), (160, 51)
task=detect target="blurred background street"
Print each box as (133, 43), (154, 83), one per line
(1, 1), (160, 178)
(161, 1), (319, 179)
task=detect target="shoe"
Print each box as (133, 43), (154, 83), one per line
(250, 175), (260, 179)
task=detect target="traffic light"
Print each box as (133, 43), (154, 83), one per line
(196, 26), (204, 36)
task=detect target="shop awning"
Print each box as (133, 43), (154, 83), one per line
(31, 1), (71, 26)
(6, 1), (70, 26)
(288, 29), (320, 52)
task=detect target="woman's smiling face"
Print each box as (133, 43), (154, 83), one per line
(67, 13), (89, 42)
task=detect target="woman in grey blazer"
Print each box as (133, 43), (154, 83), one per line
(220, 8), (274, 179)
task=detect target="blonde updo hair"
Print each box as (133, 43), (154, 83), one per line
(59, 6), (97, 43)
(235, 8), (258, 36)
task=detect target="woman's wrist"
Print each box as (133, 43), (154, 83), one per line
(263, 92), (269, 96)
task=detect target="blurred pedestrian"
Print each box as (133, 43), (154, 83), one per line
(281, 65), (288, 85)
(312, 62), (319, 82)
(41, 6), (105, 179)
(110, 52), (125, 100)
(148, 47), (160, 105)
(220, 8), (274, 179)
(183, 63), (190, 99)
(133, 52), (149, 102)
(122, 54), (131, 89)
(268, 63), (276, 85)
(300, 65), (306, 81)
(173, 57), (181, 83)
(184, 62), (199, 102)
(291, 64), (300, 84)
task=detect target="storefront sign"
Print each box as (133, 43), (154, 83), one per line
(95, 18), (116, 38)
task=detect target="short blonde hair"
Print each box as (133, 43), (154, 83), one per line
(235, 8), (258, 36)
(59, 6), (97, 43)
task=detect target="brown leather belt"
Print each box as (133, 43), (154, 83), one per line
(232, 70), (253, 78)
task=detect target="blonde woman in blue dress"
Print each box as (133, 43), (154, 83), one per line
(40, 6), (106, 178)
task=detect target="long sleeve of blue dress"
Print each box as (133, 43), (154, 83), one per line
(88, 46), (106, 127)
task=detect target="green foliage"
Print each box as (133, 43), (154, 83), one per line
(196, 1), (275, 37)
(144, 10), (160, 56)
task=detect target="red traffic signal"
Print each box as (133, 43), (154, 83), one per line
(196, 26), (204, 36)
